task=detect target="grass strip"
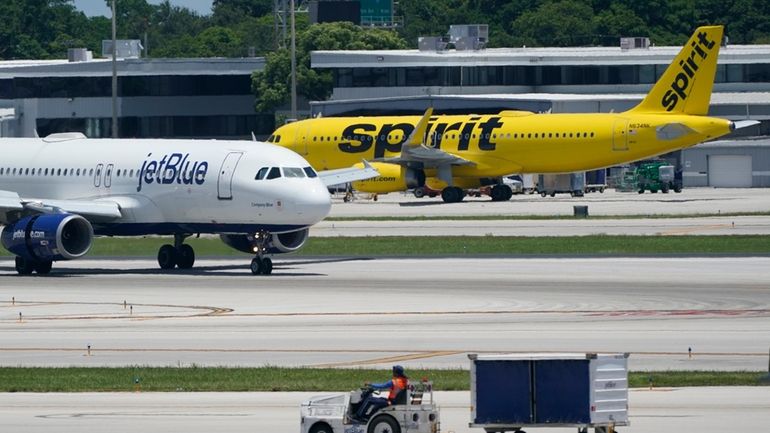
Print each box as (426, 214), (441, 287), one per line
(0, 367), (766, 392)
(326, 211), (770, 222)
(1, 235), (769, 258)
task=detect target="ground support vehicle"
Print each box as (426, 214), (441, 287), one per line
(584, 169), (607, 193)
(469, 353), (629, 433)
(538, 173), (585, 197)
(636, 161), (681, 194)
(301, 380), (440, 433)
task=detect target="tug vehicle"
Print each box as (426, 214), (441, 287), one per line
(300, 380), (439, 433)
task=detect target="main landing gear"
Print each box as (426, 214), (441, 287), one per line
(157, 233), (196, 270)
(249, 230), (273, 275)
(441, 186), (465, 203)
(490, 184), (513, 201)
(14, 256), (53, 275)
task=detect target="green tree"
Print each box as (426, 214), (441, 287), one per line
(252, 21), (407, 113)
(212, 0), (273, 25)
(593, 3), (649, 45)
(510, 0), (596, 46)
(195, 26), (244, 57)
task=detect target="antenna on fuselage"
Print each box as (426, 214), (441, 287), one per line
(251, 132), (257, 142)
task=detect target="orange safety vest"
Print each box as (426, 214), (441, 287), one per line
(388, 376), (408, 401)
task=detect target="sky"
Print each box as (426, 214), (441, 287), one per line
(73, 0), (214, 17)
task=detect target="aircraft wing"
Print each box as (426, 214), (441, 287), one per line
(318, 160), (380, 187)
(376, 107), (476, 168)
(0, 190), (123, 224)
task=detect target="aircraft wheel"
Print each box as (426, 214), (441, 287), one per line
(413, 187), (425, 198)
(441, 187), (464, 203)
(177, 244), (195, 269)
(15, 257), (35, 275)
(157, 244), (178, 270)
(34, 260), (53, 275)
(261, 257), (273, 275)
(251, 257), (273, 275)
(309, 422), (334, 433)
(367, 415), (401, 433)
(490, 185), (512, 202)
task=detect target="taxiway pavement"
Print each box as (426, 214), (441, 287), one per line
(1, 388), (768, 433)
(1, 257), (769, 371)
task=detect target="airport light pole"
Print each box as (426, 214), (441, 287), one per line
(290, 0), (297, 120)
(111, 0), (118, 138)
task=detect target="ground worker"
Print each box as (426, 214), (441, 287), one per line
(355, 365), (408, 421)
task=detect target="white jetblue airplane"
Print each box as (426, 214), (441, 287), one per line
(0, 133), (376, 275)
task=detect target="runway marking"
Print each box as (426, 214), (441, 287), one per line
(314, 351), (465, 368)
(0, 348), (766, 357)
(659, 224), (731, 235)
(0, 300), (232, 321)
(3, 298), (770, 322)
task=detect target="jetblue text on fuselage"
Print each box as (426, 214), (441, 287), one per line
(337, 116), (505, 158)
(137, 153), (209, 192)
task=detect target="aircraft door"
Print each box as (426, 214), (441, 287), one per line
(217, 152), (244, 200)
(296, 123), (311, 156)
(104, 164), (114, 188)
(612, 120), (629, 151)
(94, 164), (103, 187)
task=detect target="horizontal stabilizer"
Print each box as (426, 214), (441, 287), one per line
(733, 120), (760, 130)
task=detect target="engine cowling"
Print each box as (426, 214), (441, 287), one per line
(1, 214), (94, 261)
(220, 228), (309, 255)
(351, 162), (425, 194)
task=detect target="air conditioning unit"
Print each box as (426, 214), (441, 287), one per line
(620, 37), (650, 50)
(418, 36), (449, 52)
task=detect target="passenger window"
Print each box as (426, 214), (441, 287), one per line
(283, 167), (305, 178)
(303, 167), (318, 178)
(266, 167), (281, 179)
(255, 167), (270, 180)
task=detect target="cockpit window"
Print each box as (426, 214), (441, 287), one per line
(267, 135), (275, 142)
(266, 167), (281, 179)
(255, 167), (269, 180)
(274, 135), (281, 143)
(283, 167), (305, 178)
(303, 167), (317, 178)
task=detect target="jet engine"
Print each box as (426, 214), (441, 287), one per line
(351, 162), (425, 194)
(0, 214), (94, 261)
(220, 228), (309, 255)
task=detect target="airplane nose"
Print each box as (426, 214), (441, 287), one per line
(297, 183), (332, 223)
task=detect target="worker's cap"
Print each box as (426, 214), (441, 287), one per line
(392, 365), (405, 376)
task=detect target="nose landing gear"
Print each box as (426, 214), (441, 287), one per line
(249, 230), (273, 275)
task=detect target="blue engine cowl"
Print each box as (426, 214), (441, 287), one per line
(220, 228), (309, 255)
(1, 214), (94, 261)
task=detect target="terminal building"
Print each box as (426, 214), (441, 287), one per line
(0, 48), (268, 139)
(308, 29), (770, 187)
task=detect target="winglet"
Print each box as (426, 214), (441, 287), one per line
(404, 108), (434, 147)
(628, 25), (723, 115)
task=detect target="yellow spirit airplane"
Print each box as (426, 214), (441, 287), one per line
(270, 25), (757, 203)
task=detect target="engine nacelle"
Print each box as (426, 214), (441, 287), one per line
(220, 228), (309, 255)
(1, 214), (94, 261)
(351, 162), (425, 194)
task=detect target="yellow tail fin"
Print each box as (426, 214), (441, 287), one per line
(629, 25), (723, 115)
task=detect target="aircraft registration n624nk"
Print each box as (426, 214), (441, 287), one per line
(271, 25), (758, 203)
(0, 135), (377, 275)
